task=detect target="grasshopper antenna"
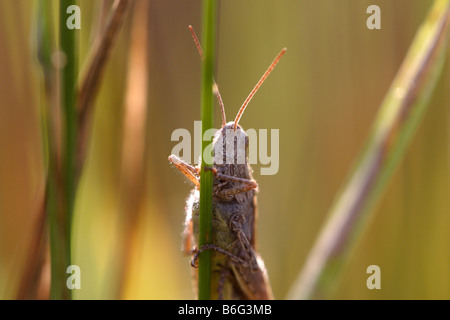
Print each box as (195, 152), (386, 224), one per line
(234, 48), (287, 131)
(189, 25), (227, 127)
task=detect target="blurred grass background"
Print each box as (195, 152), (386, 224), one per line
(0, 0), (449, 299)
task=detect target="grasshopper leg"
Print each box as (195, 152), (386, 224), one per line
(204, 166), (258, 194)
(168, 155), (200, 187)
(191, 245), (250, 269)
(228, 213), (259, 271)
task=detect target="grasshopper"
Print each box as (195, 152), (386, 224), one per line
(169, 26), (286, 300)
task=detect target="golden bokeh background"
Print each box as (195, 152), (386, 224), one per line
(0, 0), (449, 299)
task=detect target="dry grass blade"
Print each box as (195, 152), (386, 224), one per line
(16, 182), (47, 299)
(76, 0), (134, 179)
(16, 0), (55, 299)
(115, 0), (150, 298)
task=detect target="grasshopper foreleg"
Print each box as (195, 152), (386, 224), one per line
(168, 155), (200, 187)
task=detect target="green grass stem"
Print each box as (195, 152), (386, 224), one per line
(198, 0), (217, 300)
(48, 0), (78, 300)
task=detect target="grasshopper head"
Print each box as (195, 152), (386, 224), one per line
(212, 121), (249, 167)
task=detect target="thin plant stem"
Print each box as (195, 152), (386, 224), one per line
(61, 0), (78, 244)
(48, 0), (79, 300)
(27, 0), (133, 300)
(198, 0), (217, 300)
(42, 0), (133, 300)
